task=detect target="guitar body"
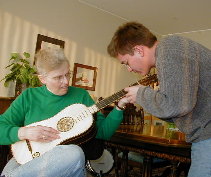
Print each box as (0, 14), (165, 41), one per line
(11, 104), (95, 165)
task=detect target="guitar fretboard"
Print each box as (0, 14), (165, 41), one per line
(90, 74), (157, 112)
(95, 89), (127, 110)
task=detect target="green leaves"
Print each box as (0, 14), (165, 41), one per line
(10, 53), (19, 60)
(1, 52), (41, 88)
(23, 52), (30, 58)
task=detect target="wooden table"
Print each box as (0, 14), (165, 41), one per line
(105, 124), (191, 177)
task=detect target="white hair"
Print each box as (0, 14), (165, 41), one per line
(34, 47), (69, 75)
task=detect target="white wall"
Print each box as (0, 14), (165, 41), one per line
(162, 30), (211, 49)
(0, 0), (138, 98)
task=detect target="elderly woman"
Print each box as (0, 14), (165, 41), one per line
(0, 48), (128, 177)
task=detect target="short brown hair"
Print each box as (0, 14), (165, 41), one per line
(107, 22), (157, 57)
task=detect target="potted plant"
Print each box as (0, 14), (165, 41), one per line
(1, 52), (41, 96)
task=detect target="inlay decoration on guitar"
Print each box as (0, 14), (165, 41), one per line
(11, 74), (157, 165)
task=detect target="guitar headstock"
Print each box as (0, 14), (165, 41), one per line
(134, 74), (158, 87)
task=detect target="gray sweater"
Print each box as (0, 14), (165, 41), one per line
(136, 35), (211, 143)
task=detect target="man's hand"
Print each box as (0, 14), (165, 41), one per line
(124, 86), (140, 104)
(18, 125), (60, 142)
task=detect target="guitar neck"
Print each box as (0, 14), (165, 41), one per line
(95, 89), (127, 110)
(88, 74), (157, 113)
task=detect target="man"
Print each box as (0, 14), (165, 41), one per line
(107, 21), (211, 177)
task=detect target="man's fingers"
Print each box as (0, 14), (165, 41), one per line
(124, 87), (130, 92)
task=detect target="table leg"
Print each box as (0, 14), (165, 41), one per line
(175, 162), (190, 177)
(142, 156), (152, 177)
(120, 150), (129, 177)
(170, 161), (178, 177)
(111, 147), (119, 177)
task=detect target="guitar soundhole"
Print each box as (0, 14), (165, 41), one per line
(57, 117), (74, 132)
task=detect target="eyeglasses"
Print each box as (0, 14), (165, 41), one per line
(46, 71), (72, 83)
(122, 63), (132, 70)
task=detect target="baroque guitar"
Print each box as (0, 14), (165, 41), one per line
(11, 74), (157, 164)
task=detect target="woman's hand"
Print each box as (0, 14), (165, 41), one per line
(116, 97), (129, 110)
(18, 125), (60, 142)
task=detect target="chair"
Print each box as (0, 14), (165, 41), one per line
(122, 103), (144, 126)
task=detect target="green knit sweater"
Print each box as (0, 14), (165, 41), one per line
(0, 86), (123, 145)
(137, 35), (211, 143)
